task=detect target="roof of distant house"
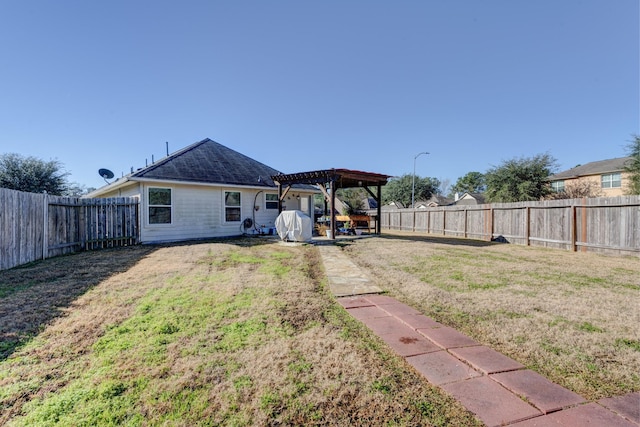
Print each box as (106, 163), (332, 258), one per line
(550, 157), (633, 180)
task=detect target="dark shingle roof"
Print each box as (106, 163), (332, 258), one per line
(550, 157), (632, 180)
(132, 138), (280, 187)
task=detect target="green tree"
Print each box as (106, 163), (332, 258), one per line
(624, 134), (640, 195)
(449, 171), (486, 197)
(484, 153), (558, 202)
(382, 174), (440, 207)
(0, 153), (70, 195)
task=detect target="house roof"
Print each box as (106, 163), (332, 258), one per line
(131, 138), (281, 187)
(550, 157), (632, 181)
(453, 192), (486, 205)
(423, 194), (454, 206)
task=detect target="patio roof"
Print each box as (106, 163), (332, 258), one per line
(271, 168), (391, 189)
(271, 168), (392, 239)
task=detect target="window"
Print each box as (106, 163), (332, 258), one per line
(265, 193), (279, 210)
(551, 180), (565, 192)
(601, 173), (621, 189)
(225, 191), (241, 222)
(149, 188), (171, 224)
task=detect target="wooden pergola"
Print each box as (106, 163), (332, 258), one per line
(271, 168), (391, 239)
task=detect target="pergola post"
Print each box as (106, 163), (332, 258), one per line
(376, 183), (382, 234)
(330, 179), (336, 239)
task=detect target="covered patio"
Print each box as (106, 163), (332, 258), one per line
(271, 168), (391, 239)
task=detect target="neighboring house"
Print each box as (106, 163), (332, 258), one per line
(361, 197), (378, 210)
(384, 201), (405, 209)
(452, 192), (486, 206)
(87, 138), (318, 243)
(416, 194), (454, 208)
(548, 157), (633, 197)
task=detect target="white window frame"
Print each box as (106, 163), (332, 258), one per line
(224, 191), (241, 223)
(551, 180), (565, 192)
(265, 193), (279, 210)
(601, 173), (621, 189)
(148, 187), (172, 225)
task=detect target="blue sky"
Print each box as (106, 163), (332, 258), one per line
(1, 0), (638, 191)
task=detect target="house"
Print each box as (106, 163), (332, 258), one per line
(452, 192), (486, 206)
(548, 157), (633, 197)
(87, 138), (318, 243)
(416, 194), (454, 208)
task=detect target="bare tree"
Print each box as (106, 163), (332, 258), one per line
(545, 180), (602, 200)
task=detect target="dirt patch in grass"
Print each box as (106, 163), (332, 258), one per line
(0, 239), (481, 426)
(342, 231), (640, 400)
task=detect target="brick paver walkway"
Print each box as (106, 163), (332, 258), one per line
(319, 243), (640, 427)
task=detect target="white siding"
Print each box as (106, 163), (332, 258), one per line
(141, 183), (220, 242)
(92, 180), (317, 243)
(139, 184), (291, 243)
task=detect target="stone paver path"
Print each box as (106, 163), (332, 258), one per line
(319, 244), (640, 427)
(318, 244), (382, 296)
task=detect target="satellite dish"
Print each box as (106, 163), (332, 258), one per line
(98, 168), (115, 183)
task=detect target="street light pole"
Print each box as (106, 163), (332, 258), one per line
(412, 151), (429, 208)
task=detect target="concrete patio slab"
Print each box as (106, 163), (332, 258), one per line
(491, 370), (586, 414)
(442, 376), (541, 427)
(544, 402), (638, 427)
(377, 328), (441, 357)
(417, 326), (480, 349)
(406, 350), (481, 385)
(395, 313), (443, 330)
(347, 306), (391, 321)
(450, 345), (525, 374)
(336, 296), (374, 309)
(598, 392), (640, 425)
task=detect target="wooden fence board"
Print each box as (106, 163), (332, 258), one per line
(378, 195), (640, 256)
(0, 188), (139, 270)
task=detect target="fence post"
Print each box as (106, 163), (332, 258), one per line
(463, 208), (467, 238)
(42, 193), (48, 260)
(412, 209), (416, 232)
(489, 207), (494, 241)
(442, 210), (446, 235)
(581, 198), (587, 252)
(571, 204), (577, 252)
(525, 206), (530, 246)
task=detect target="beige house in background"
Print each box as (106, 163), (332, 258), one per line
(548, 157), (633, 197)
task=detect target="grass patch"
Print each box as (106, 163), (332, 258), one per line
(577, 321), (604, 333)
(0, 239), (481, 426)
(616, 338), (640, 352)
(343, 232), (640, 400)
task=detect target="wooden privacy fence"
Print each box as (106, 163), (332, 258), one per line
(1, 188), (139, 270)
(379, 195), (640, 256)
